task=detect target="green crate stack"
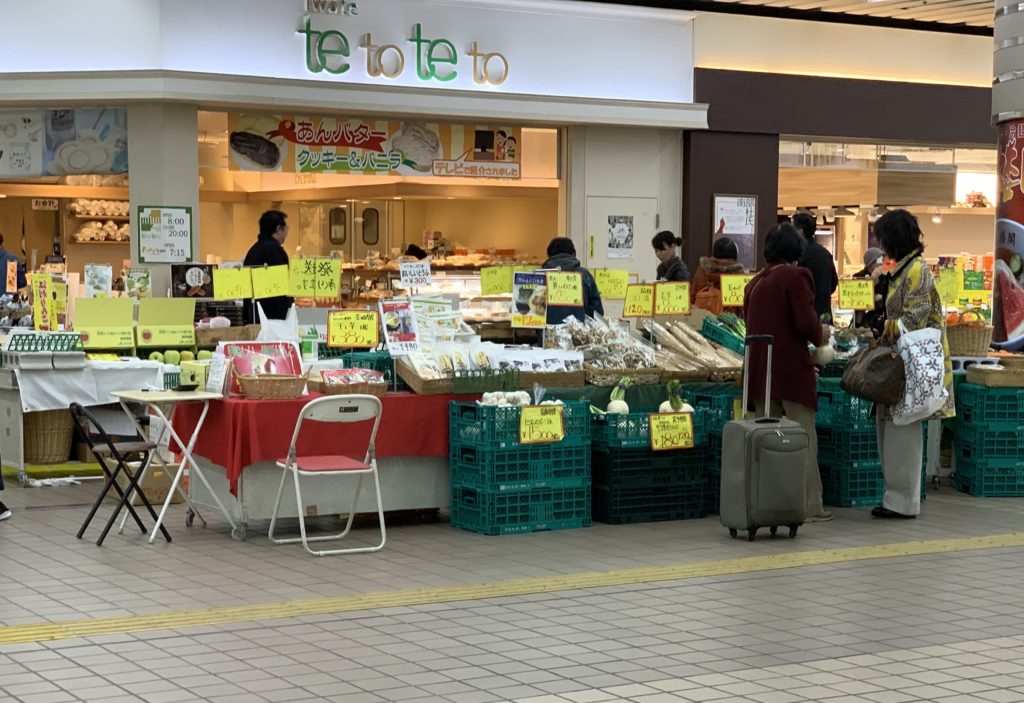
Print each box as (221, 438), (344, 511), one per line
(449, 400), (592, 535)
(592, 408), (708, 449)
(705, 430), (723, 514)
(682, 384), (742, 436)
(700, 317), (744, 355)
(593, 483), (704, 525)
(954, 383), (1024, 497)
(816, 377), (875, 431)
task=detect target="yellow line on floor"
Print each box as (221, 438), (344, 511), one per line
(2, 532), (1023, 646)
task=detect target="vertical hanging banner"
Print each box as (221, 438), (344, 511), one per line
(995, 118), (1024, 344)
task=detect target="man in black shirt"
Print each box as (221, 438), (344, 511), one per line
(243, 210), (293, 323)
(792, 213), (838, 324)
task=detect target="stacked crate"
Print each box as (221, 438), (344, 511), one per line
(590, 409), (708, 524)
(816, 378), (884, 507)
(685, 385), (742, 515)
(449, 400), (592, 535)
(954, 383), (1024, 497)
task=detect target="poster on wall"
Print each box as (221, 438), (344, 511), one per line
(606, 215), (634, 259)
(0, 109), (128, 178)
(995, 118), (1024, 347)
(138, 206), (193, 264)
(171, 264), (213, 298)
(227, 114), (521, 179)
(0, 110), (44, 177)
(713, 195), (757, 270)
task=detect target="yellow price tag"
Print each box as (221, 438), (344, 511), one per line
(213, 268), (253, 301)
(838, 279), (874, 310)
(623, 284), (655, 318)
(648, 412), (695, 451)
(289, 258), (317, 297)
(327, 310), (381, 348)
(519, 405), (566, 445)
(546, 271), (584, 307)
(721, 274), (754, 308)
(79, 328), (135, 349)
(251, 265), (290, 299)
(316, 258), (341, 299)
(480, 266), (513, 296)
(654, 282), (691, 315)
(936, 269), (958, 307)
(733, 396), (744, 421)
(594, 269), (629, 300)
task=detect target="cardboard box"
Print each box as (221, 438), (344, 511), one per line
(180, 360), (210, 389)
(109, 463), (182, 506)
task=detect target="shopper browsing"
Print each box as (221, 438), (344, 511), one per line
(651, 230), (691, 282)
(243, 210), (293, 324)
(852, 247), (886, 334)
(871, 210), (953, 520)
(542, 237), (604, 324)
(690, 237), (745, 314)
(792, 213), (838, 324)
(744, 223), (832, 523)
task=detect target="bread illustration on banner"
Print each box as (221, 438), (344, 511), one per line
(391, 122), (441, 172)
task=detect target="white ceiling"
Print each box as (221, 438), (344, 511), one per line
(703, 0), (992, 29)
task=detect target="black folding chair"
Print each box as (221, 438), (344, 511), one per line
(69, 403), (171, 546)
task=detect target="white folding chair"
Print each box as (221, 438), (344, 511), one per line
(268, 394), (386, 556)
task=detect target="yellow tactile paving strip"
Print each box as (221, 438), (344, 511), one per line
(2, 532), (1022, 646)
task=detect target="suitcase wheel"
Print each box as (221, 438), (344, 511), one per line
(728, 528), (738, 538)
(789, 524), (798, 539)
(747, 527), (758, 542)
(769, 526), (778, 537)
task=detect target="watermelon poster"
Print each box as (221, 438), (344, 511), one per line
(995, 118), (1024, 347)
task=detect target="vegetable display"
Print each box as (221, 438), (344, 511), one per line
(607, 377), (632, 414)
(658, 380), (695, 413)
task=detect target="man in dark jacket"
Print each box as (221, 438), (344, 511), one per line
(0, 232), (27, 295)
(243, 210), (293, 323)
(792, 213), (838, 323)
(542, 237), (604, 324)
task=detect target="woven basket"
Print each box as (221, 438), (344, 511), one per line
(584, 364), (662, 387)
(709, 367), (743, 383)
(24, 409), (73, 464)
(237, 374), (307, 400)
(947, 324), (993, 357)
(659, 367), (710, 383)
(965, 364), (1024, 387)
(517, 370), (586, 389)
(394, 357), (453, 395)
(308, 380), (387, 397)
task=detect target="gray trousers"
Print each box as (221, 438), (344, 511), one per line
(876, 417), (923, 516)
(755, 400), (825, 517)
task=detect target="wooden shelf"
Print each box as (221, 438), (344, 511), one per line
(68, 240), (129, 245)
(72, 214), (129, 221)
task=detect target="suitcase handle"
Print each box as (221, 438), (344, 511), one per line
(742, 334), (774, 418)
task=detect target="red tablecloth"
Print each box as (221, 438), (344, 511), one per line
(172, 392), (477, 496)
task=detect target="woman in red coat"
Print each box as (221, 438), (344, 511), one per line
(743, 223), (832, 522)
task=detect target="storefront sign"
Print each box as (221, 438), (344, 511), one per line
(654, 282), (690, 315)
(593, 269), (628, 300)
(519, 405), (565, 445)
(649, 412), (695, 451)
(289, 257), (341, 299)
(213, 267), (254, 301)
(511, 272), (547, 328)
(838, 279), (874, 311)
(546, 271), (584, 307)
(720, 274), (753, 308)
(31, 198), (58, 211)
(623, 284), (655, 318)
(138, 205), (193, 264)
(251, 265), (290, 299)
(399, 260), (432, 288)
(480, 266), (513, 296)
(327, 310), (381, 348)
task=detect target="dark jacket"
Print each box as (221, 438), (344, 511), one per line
(852, 266), (887, 335)
(0, 247), (26, 295)
(542, 253), (604, 324)
(798, 238), (838, 323)
(690, 256), (745, 305)
(743, 265), (824, 410)
(657, 256), (691, 283)
(243, 235), (292, 322)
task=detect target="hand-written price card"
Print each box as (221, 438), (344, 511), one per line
(648, 412), (695, 451)
(623, 284), (655, 318)
(251, 265), (290, 298)
(213, 268), (253, 301)
(546, 271), (584, 307)
(399, 260), (432, 288)
(290, 258), (340, 299)
(838, 279), (874, 310)
(720, 274), (755, 308)
(327, 310), (381, 348)
(519, 405), (566, 445)
(654, 282), (691, 315)
(480, 266), (514, 295)
(594, 269), (628, 300)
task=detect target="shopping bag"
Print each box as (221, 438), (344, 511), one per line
(255, 302), (299, 345)
(840, 339), (905, 405)
(892, 321), (948, 426)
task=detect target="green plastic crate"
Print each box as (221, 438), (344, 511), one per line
(591, 408), (708, 449)
(955, 424), (1024, 462)
(450, 441), (590, 491)
(450, 482), (591, 535)
(163, 371), (180, 390)
(958, 383), (1024, 429)
(705, 470), (721, 515)
(820, 462), (885, 508)
(817, 427), (879, 466)
(592, 483), (706, 524)
(682, 385), (742, 435)
(450, 400), (591, 450)
(816, 377), (875, 430)
(591, 445), (705, 488)
(954, 457), (1024, 497)
(818, 360), (848, 378)
(700, 317), (744, 355)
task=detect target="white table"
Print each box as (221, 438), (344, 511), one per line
(112, 390), (240, 542)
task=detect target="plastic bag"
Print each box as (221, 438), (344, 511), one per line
(255, 303), (299, 345)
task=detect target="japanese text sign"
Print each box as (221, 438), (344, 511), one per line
(327, 310), (381, 349)
(623, 284), (655, 318)
(838, 279), (874, 311)
(545, 271), (584, 307)
(519, 405), (566, 445)
(648, 412), (695, 451)
(654, 282), (691, 315)
(721, 274), (754, 308)
(594, 269), (628, 300)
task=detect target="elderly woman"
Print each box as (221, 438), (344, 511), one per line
(872, 210), (954, 519)
(744, 223), (832, 523)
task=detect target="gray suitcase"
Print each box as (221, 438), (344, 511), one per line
(720, 334), (808, 541)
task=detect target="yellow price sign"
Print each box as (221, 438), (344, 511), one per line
(251, 265), (290, 299)
(654, 282), (691, 315)
(838, 279), (874, 310)
(327, 310), (381, 349)
(546, 271), (584, 307)
(936, 268), (958, 307)
(316, 258), (341, 299)
(721, 274), (754, 308)
(648, 412), (695, 451)
(480, 266), (513, 296)
(519, 405), (566, 445)
(289, 258), (317, 297)
(623, 284), (655, 318)
(79, 328), (135, 349)
(594, 269), (628, 300)
(213, 267), (253, 301)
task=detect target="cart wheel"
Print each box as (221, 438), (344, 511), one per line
(728, 528), (738, 538)
(769, 526), (778, 537)
(747, 528), (758, 542)
(185, 510), (195, 527)
(231, 523), (247, 541)
(18, 472), (28, 487)
(789, 525), (798, 539)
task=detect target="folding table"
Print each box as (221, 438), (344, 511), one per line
(111, 390), (241, 542)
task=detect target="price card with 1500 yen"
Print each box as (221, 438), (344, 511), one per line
(519, 405), (566, 445)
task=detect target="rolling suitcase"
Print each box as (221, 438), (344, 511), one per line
(720, 334), (808, 541)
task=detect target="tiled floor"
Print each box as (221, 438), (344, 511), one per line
(2, 480), (1024, 702)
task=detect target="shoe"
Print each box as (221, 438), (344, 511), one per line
(871, 506), (916, 520)
(806, 511), (833, 523)
(0, 502), (10, 521)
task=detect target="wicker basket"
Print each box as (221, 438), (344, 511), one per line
(517, 370), (586, 389)
(308, 379), (387, 397)
(395, 357), (454, 395)
(237, 374), (308, 400)
(659, 367), (710, 383)
(965, 364), (1024, 387)
(24, 409), (74, 464)
(584, 364), (662, 387)
(195, 325), (261, 347)
(709, 367), (743, 383)
(947, 324), (993, 357)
